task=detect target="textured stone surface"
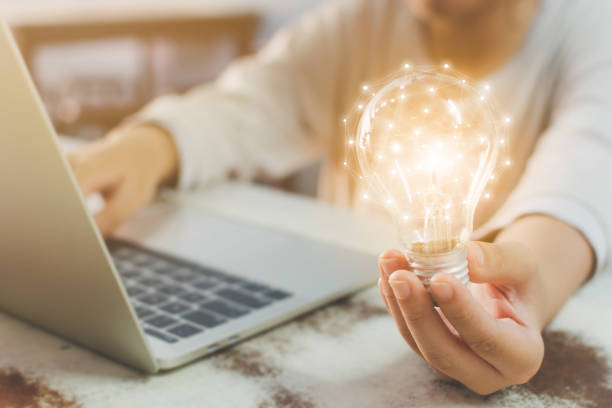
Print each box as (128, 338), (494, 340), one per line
(1, 184), (610, 407)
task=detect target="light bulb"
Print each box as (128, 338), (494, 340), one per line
(351, 67), (504, 289)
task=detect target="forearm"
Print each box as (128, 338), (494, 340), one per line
(493, 214), (594, 329)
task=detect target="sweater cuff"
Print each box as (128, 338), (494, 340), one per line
(474, 194), (608, 275)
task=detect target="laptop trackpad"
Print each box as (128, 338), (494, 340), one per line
(113, 203), (376, 297)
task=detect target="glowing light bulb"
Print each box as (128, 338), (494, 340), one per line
(350, 67), (503, 288)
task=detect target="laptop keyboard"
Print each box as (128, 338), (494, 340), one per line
(106, 239), (292, 344)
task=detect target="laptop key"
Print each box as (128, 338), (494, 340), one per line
(160, 302), (190, 315)
(152, 266), (178, 275)
(241, 282), (269, 292)
(263, 290), (292, 301)
(183, 311), (226, 328)
(216, 288), (270, 309)
(139, 293), (168, 305)
(179, 291), (207, 303)
(139, 277), (164, 287)
(168, 324), (203, 338)
(194, 280), (219, 291)
(145, 328), (178, 344)
(172, 273), (199, 283)
(134, 306), (155, 319)
(217, 275), (242, 284)
(201, 300), (249, 318)
(158, 285), (186, 296)
(121, 270), (142, 280)
(126, 286), (147, 297)
(146, 315), (178, 328)
(131, 255), (152, 266)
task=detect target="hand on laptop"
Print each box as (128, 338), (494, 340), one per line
(377, 242), (544, 395)
(68, 124), (179, 236)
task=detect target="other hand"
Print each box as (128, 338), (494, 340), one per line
(68, 124), (179, 236)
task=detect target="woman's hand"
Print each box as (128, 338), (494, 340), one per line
(378, 241), (546, 395)
(68, 124), (179, 236)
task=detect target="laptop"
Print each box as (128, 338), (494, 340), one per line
(0, 23), (377, 372)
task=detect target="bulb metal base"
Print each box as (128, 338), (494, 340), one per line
(405, 248), (469, 295)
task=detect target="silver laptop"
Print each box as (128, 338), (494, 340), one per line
(0, 23), (376, 372)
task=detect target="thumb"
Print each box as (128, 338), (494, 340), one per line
(467, 241), (537, 285)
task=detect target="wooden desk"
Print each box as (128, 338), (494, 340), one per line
(0, 183), (610, 407)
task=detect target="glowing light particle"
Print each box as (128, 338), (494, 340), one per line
(362, 85), (369, 91)
(484, 192), (491, 199)
(362, 193), (369, 200)
(348, 139), (354, 145)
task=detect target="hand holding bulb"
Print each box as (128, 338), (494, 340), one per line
(378, 236), (545, 395)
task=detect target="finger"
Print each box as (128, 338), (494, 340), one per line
(379, 270), (421, 356)
(388, 270), (506, 394)
(378, 253), (421, 356)
(69, 144), (120, 197)
(94, 183), (152, 236)
(467, 241), (536, 285)
(430, 273), (542, 380)
(378, 278), (390, 310)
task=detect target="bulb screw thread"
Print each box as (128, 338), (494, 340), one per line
(405, 249), (469, 303)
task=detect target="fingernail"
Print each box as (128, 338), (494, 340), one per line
(430, 280), (453, 303)
(380, 259), (395, 278)
(389, 279), (411, 299)
(468, 242), (485, 268)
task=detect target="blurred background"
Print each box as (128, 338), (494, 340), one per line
(1, 0), (329, 140)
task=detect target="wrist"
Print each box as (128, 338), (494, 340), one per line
(122, 124), (179, 186)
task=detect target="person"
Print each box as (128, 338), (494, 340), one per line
(68, 0), (612, 394)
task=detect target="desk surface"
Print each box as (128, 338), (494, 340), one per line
(1, 183), (611, 408)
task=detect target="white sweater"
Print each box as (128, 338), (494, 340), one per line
(136, 0), (612, 273)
